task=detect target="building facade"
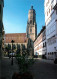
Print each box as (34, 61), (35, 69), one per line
(26, 6), (37, 41)
(44, 0), (57, 59)
(0, 0), (4, 57)
(5, 33), (28, 55)
(34, 26), (46, 58)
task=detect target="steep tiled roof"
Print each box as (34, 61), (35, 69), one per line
(5, 33), (28, 43)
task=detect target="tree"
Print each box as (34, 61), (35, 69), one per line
(17, 44), (20, 54)
(21, 44), (27, 55)
(12, 44), (16, 52)
(5, 44), (11, 56)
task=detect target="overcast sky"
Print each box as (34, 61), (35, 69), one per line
(3, 0), (45, 34)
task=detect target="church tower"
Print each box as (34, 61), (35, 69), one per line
(26, 6), (37, 41)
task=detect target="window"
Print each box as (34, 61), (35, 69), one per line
(48, 35), (56, 45)
(49, 9), (50, 13)
(30, 20), (32, 24)
(48, 0), (49, 3)
(46, 0), (49, 7)
(45, 52), (46, 55)
(47, 12), (48, 16)
(52, 52), (53, 55)
(48, 53), (49, 55)
(46, 3), (48, 7)
(50, 52), (51, 55)
(45, 42), (46, 47)
(0, 5), (1, 14)
(24, 40), (26, 42)
(43, 43), (44, 48)
(51, 6), (52, 10)
(56, 10), (57, 14)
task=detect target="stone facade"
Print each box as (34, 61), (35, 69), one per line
(5, 33), (28, 55)
(26, 6), (37, 41)
(4, 6), (37, 57)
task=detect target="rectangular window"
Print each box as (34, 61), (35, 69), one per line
(56, 10), (57, 14)
(46, 3), (48, 7)
(51, 6), (52, 10)
(45, 42), (46, 47)
(0, 5), (1, 14)
(47, 12), (48, 16)
(30, 20), (32, 24)
(49, 9), (50, 13)
(43, 43), (44, 48)
(48, 0), (49, 3)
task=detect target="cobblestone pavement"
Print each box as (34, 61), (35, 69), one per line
(1, 57), (19, 79)
(0, 59), (1, 78)
(29, 59), (57, 79)
(36, 58), (54, 64)
(1, 57), (57, 79)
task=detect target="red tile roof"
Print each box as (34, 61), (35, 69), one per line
(5, 33), (28, 43)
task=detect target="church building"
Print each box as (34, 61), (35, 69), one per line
(4, 6), (37, 56)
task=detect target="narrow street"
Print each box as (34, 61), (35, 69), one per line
(1, 57), (19, 79)
(1, 58), (57, 79)
(29, 59), (57, 79)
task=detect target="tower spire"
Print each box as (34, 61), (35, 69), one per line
(31, 6), (33, 9)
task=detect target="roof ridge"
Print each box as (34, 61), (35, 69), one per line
(5, 33), (26, 34)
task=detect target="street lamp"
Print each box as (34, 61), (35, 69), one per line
(11, 40), (14, 65)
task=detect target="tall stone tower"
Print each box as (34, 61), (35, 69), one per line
(26, 6), (37, 41)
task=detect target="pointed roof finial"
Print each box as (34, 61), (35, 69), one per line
(31, 6), (33, 9)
